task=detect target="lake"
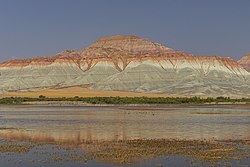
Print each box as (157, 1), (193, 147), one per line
(0, 105), (249, 166)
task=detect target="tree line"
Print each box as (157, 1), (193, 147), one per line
(0, 96), (250, 105)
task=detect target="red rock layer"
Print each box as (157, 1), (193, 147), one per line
(238, 52), (250, 72)
(0, 50), (81, 67)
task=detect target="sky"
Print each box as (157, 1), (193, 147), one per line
(0, 0), (249, 62)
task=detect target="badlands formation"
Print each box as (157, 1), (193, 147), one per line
(239, 52), (250, 72)
(0, 35), (250, 97)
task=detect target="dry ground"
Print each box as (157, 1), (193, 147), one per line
(0, 86), (178, 98)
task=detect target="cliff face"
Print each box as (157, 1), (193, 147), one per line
(0, 35), (249, 97)
(239, 52), (250, 72)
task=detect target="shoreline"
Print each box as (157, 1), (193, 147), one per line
(1, 101), (250, 108)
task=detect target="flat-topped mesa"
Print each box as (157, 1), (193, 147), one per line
(77, 35), (194, 71)
(86, 35), (179, 55)
(96, 35), (140, 41)
(238, 52), (250, 72)
(80, 35), (192, 64)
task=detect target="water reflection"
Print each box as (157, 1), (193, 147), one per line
(0, 106), (249, 143)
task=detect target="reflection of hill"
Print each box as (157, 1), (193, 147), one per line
(0, 129), (127, 144)
(0, 107), (250, 141)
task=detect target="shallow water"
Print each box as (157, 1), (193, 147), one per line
(0, 105), (249, 166)
(0, 105), (249, 141)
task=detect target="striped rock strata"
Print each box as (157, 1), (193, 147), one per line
(0, 35), (250, 97)
(239, 52), (250, 72)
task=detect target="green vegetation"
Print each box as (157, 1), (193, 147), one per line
(0, 96), (250, 105)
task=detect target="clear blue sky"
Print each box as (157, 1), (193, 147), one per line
(0, 0), (249, 62)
